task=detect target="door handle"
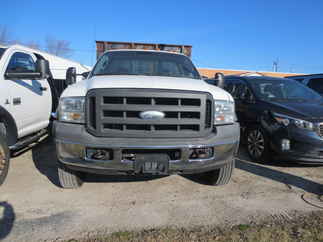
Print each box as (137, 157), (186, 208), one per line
(40, 86), (47, 91)
(13, 98), (21, 105)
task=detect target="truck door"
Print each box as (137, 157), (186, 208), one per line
(4, 51), (52, 138)
(0, 49), (12, 116)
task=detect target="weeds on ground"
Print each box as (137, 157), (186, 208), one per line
(66, 211), (323, 242)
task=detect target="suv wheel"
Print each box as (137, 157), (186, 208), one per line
(58, 162), (83, 189)
(202, 158), (235, 186)
(0, 125), (10, 186)
(246, 127), (271, 163)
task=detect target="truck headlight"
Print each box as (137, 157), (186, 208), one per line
(214, 100), (236, 125)
(273, 113), (314, 131)
(58, 97), (85, 124)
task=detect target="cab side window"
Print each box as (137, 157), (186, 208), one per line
(224, 83), (235, 93)
(234, 84), (245, 99)
(240, 85), (254, 101)
(224, 80), (237, 97)
(6, 52), (36, 73)
(228, 81), (254, 101)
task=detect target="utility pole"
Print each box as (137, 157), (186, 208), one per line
(273, 58), (279, 72)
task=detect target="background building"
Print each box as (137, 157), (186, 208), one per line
(198, 68), (302, 78)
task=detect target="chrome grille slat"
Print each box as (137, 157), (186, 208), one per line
(86, 89), (213, 138)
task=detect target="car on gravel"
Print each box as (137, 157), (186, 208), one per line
(53, 49), (240, 188)
(223, 75), (323, 163)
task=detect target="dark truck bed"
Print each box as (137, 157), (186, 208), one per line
(96, 41), (192, 60)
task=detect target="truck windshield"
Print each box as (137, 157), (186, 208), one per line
(0, 48), (6, 60)
(92, 51), (201, 79)
(249, 78), (322, 102)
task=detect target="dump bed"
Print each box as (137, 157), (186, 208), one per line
(96, 41), (192, 60)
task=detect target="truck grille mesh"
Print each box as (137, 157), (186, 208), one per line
(86, 89), (213, 138)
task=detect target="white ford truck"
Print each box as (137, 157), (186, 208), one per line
(0, 44), (90, 185)
(54, 49), (240, 188)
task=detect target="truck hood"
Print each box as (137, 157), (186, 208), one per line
(61, 75), (232, 101)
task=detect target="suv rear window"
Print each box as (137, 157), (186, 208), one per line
(307, 78), (323, 94)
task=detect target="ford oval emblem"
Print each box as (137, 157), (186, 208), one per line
(139, 111), (165, 120)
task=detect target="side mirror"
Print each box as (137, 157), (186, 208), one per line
(214, 73), (225, 88)
(5, 58), (50, 80)
(66, 67), (77, 85)
(81, 71), (90, 79)
(36, 59), (50, 79)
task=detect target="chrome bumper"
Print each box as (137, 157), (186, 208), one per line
(54, 121), (240, 175)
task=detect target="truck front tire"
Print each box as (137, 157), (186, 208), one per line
(0, 126), (10, 186)
(201, 158), (235, 186)
(58, 162), (83, 189)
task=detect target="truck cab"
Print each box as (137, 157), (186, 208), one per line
(0, 45), (52, 184)
(0, 45), (52, 138)
(0, 44), (91, 185)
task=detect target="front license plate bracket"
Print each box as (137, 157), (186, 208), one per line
(134, 153), (170, 175)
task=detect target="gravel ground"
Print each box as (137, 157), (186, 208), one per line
(1, 138), (323, 241)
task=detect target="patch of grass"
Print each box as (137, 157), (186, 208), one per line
(67, 211), (323, 242)
(110, 231), (133, 240)
(237, 224), (250, 231)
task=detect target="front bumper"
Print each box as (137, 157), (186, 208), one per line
(269, 125), (323, 163)
(54, 121), (240, 175)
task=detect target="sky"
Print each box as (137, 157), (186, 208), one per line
(2, 0), (323, 74)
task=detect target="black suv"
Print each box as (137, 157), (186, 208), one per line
(224, 75), (323, 163)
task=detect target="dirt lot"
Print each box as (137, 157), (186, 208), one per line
(1, 137), (323, 241)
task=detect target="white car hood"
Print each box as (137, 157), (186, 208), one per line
(61, 75), (232, 101)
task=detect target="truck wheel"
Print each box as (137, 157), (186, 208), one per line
(0, 129), (10, 186)
(246, 127), (271, 163)
(202, 159), (235, 186)
(58, 162), (83, 189)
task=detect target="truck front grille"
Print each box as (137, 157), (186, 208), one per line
(86, 89), (213, 138)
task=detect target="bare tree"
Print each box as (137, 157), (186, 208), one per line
(25, 41), (40, 50)
(0, 26), (21, 45)
(45, 36), (73, 57)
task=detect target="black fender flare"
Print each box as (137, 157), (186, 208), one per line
(0, 106), (18, 146)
